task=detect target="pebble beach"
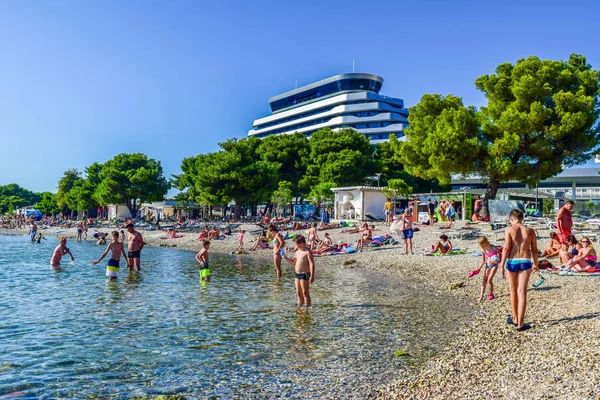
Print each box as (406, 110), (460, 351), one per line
(4, 221), (600, 399)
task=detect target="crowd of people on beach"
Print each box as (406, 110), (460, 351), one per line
(7, 195), (596, 321)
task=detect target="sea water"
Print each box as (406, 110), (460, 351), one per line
(0, 234), (472, 398)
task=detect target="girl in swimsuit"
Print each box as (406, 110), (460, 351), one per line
(432, 234), (453, 254)
(558, 235), (582, 265)
(50, 237), (74, 269)
(565, 236), (597, 273)
(472, 237), (500, 302)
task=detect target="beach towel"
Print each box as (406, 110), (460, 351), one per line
(423, 249), (468, 256)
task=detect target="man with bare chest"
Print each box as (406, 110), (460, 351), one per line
(283, 235), (315, 306)
(556, 200), (574, 243)
(126, 223), (145, 271)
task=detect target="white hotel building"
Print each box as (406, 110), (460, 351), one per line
(248, 73), (408, 143)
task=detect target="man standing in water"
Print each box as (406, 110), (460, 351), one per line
(28, 221), (38, 242)
(556, 200), (574, 243)
(500, 209), (539, 332)
(126, 223), (144, 271)
(269, 224), (285, 280)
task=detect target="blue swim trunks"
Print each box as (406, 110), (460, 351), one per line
(403, 229), (414, 239)
(505, 258), (532, 273)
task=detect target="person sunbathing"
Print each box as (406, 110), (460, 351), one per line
(432, 234), (453, 254)
(541, 232), (561, 257)
(558, 235), (582, 265)
(208, 226), (221, 240)
(292, 221), (307, 230)
(565, 236), (597, 272)
(197, 226), (210, 240)
(259, 215), (271, 225)
(357, 225), (373, 251)
(318, 221), (332, 230)
(249, 231), (270, 251)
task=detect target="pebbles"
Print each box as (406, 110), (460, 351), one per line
(6, 223), (598, 398)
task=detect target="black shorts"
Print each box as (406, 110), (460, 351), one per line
(295, 272), (311, 281)
(128, 249), (141, 258)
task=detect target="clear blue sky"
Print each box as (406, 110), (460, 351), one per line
(1, 0), (599, 193)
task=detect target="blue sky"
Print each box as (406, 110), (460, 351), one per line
(0, 0), (599, 192)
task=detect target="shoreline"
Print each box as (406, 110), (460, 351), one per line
(3, 223), (600, 398)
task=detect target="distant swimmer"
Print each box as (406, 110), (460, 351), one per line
(92, 231), (129, 280)
(28, 221), (38, 242)
(196, 240), (211, 282)
(283, 235), (315, 306)
(50, 237), (74, 270)
(126, 223), (145, 271)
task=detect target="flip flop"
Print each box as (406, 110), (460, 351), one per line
(468, 269), (480, 278)
(533, 275), (545, 288)
(487, 295), (495, 301)
(506, 316), (517, 326)
(516, 324), (532, 332)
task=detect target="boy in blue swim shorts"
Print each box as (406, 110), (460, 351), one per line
(500, 209), (539, 332)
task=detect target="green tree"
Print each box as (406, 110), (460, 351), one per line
(585, 200), (597, 214)
(543, 198), (555, 215)
(374, 134), (449, 193)
(307, 182), (335, 205)
(0, 183), (40, 206)
(399, 54), (600, 216)
(36, 192), (61, 215)
(65, 179), (97, 217)
(173, 138), (279, 218)
(382, 178), (413, 204)
(257, 132), (309, 200)
(94, 153), (170, 217)
(301, 128), (376, 189)
(271, 180), (294, 215)
(56, 169), (82, 209)
(0, 195), (28, 214)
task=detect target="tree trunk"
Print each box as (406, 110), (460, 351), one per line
(126, 198), (139, 219)
(234, 202), (241, 220)
(481, 179), (500, 219)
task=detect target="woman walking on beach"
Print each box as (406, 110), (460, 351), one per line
(500, 209), (538, 332)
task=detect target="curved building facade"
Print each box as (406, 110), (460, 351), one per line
(248, 73), (408, 143)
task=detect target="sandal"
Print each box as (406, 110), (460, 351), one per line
(468, 269), (480, 278)
(487, 295), (495, 301)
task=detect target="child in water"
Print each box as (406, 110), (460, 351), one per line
(196, 240), (211, 281)
(469, 237), (500, 302)
(50, 237), (75, 269)
(92, 231), (129, 280)
(283, 235), (316, 306)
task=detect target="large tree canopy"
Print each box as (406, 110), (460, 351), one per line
(301, 128), (376, 188)
(56, 169), (82, 209)
(0, 184), (41, 214)
(95, 153), (169, 217)
(399, 54), (600, 214)
(173, 138), (279, 218)
(257, 132), (309, 198)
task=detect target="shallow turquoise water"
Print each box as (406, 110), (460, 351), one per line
(0, 234), (471, 398)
